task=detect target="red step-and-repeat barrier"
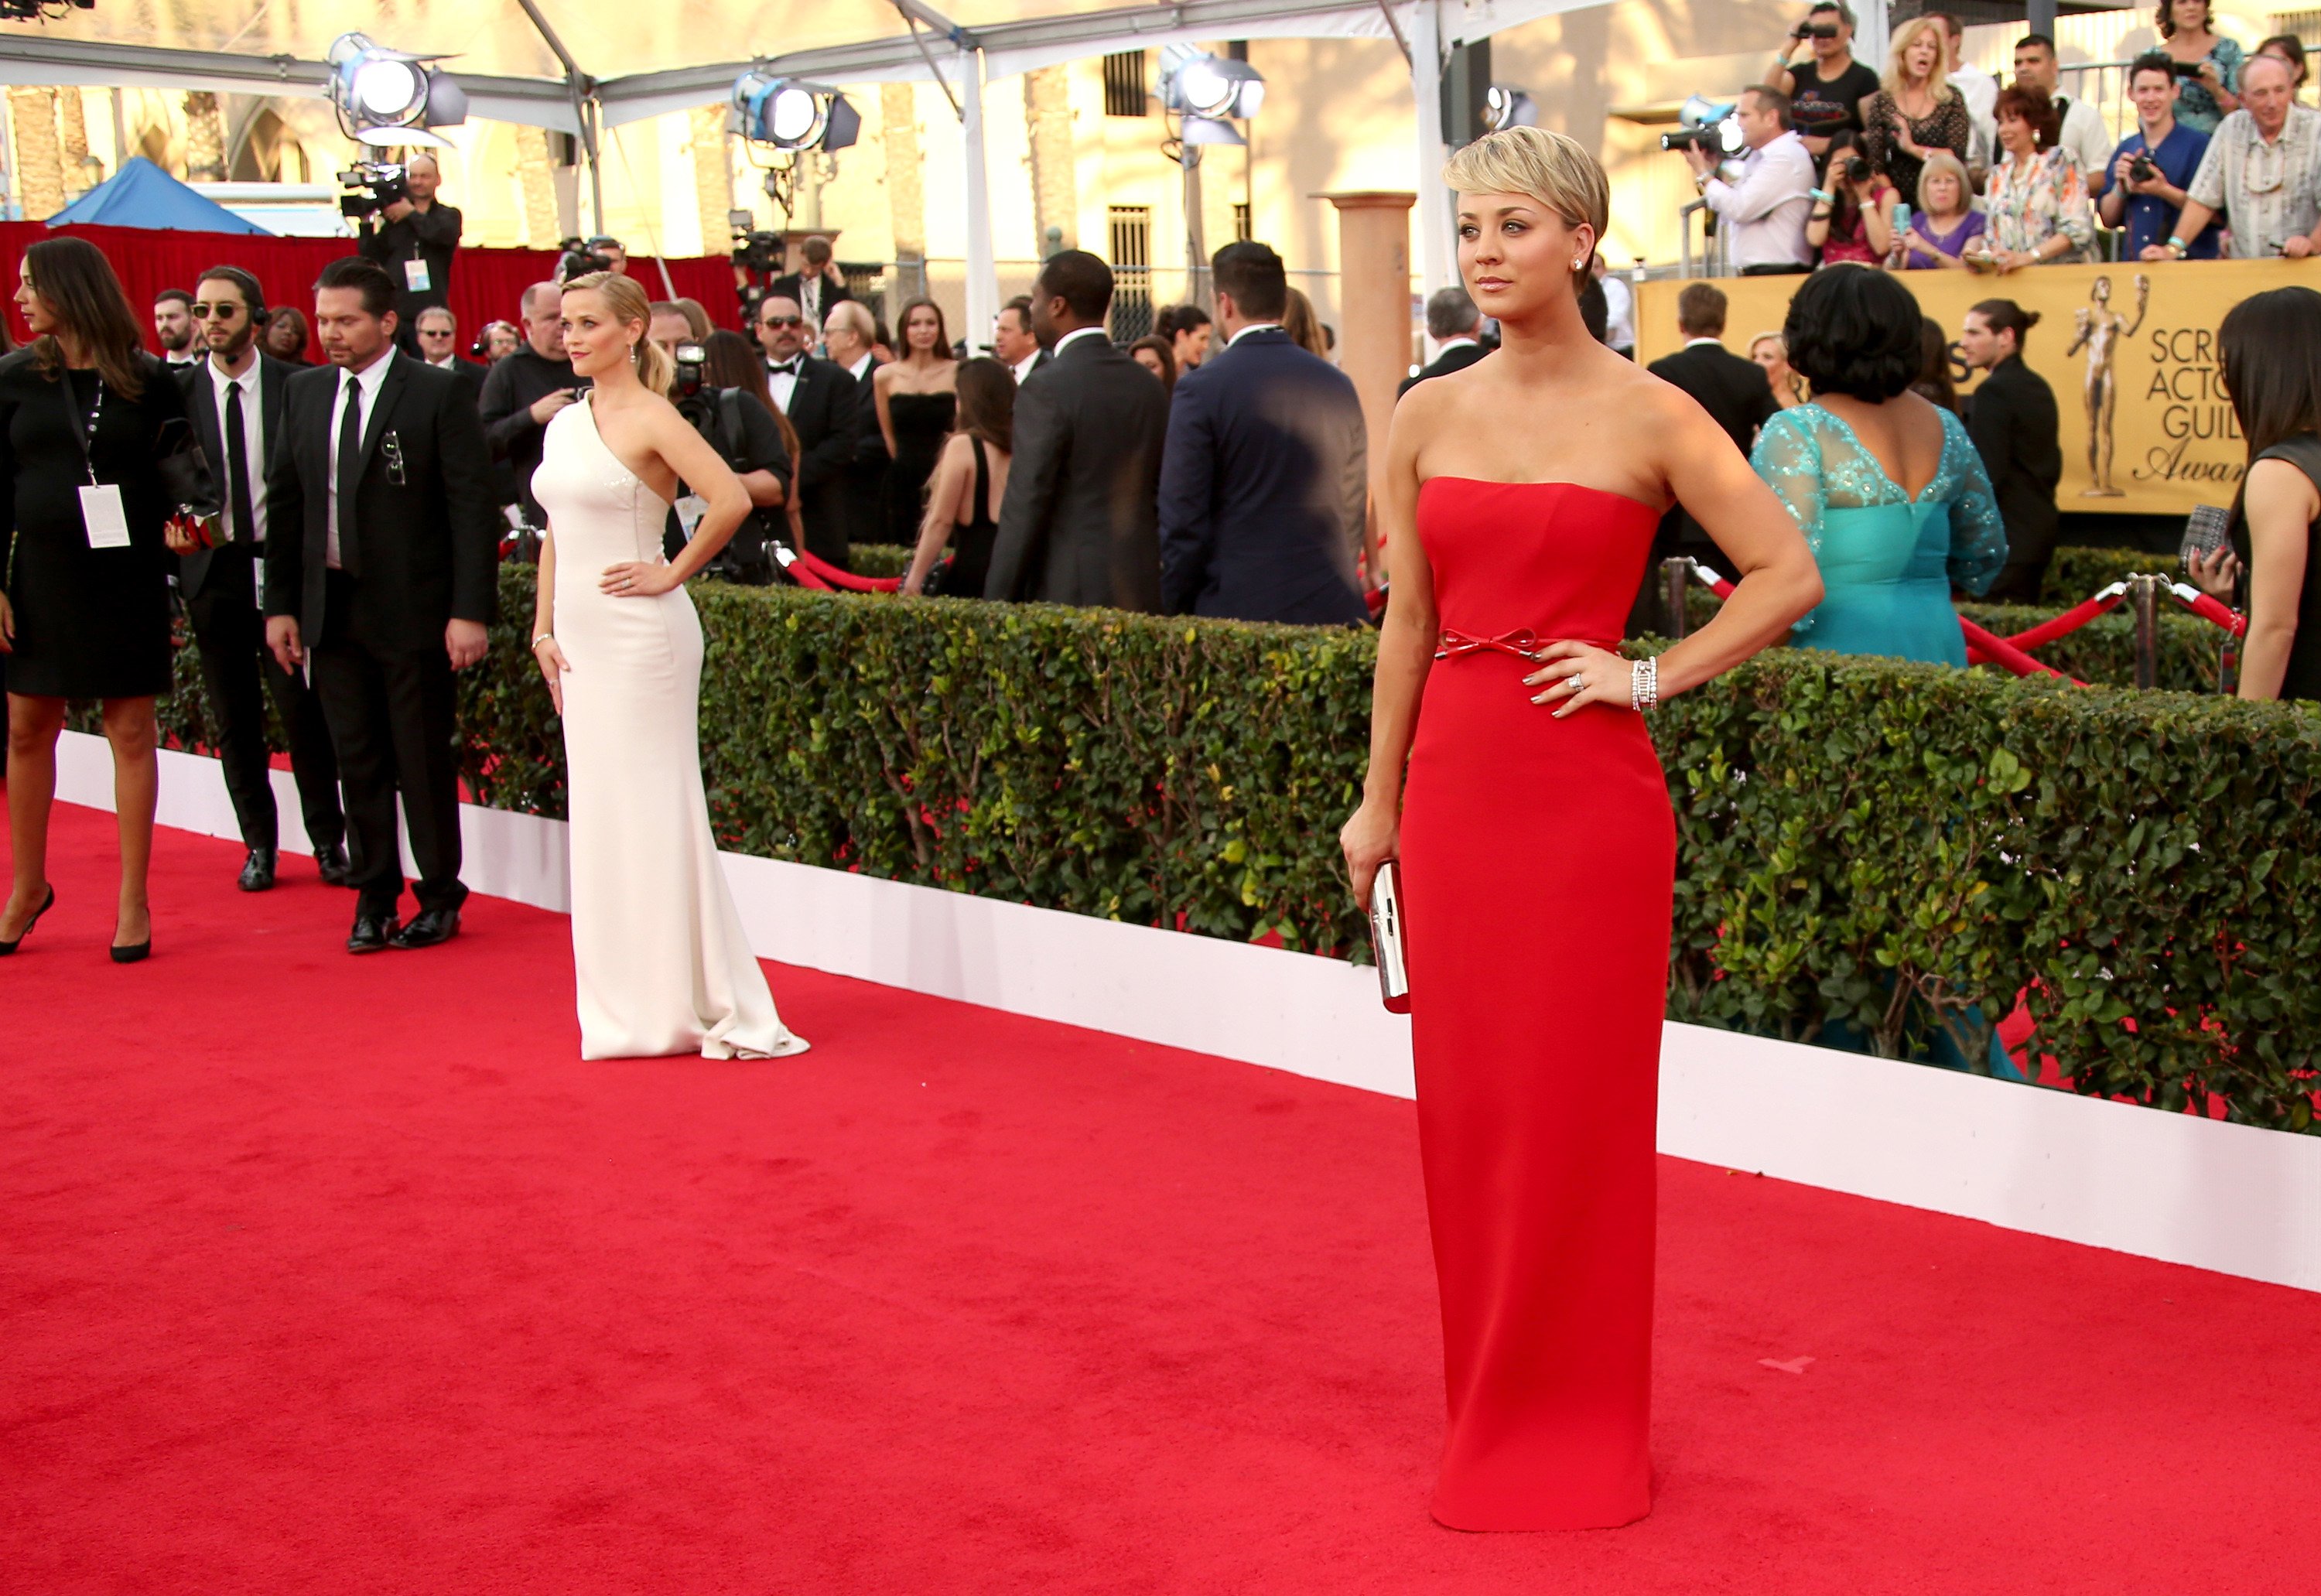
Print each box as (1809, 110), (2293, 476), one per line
(0, 220), (749, 361)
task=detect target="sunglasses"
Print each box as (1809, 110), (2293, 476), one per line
(189, 302), (247, 320)
(762, 315), (805, 328)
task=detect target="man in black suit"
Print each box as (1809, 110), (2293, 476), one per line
(757, 292), (860, 569)
(1631, 282), (1780, 632)
(412, 306), (490, 403)
(1399, 285), (1489, 396)
(263, 258), (500, 955)
(769, 235), (852, 345)
(478, 282), (578, 527)
(354, 152), (461, 357)
(993, 296), (1050, 384)
(166, 265), (347, 893)
(983, 250), (1170, 610)
(823, 300), (891, 545)
(1960, 299), (2060, 603)
(1158, 241), (1367, 626)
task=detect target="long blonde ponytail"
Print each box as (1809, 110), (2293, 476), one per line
(562, 270), (672, 395)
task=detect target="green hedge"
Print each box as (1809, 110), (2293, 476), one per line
(849, 545), (913, 579)
(2044, 545), (2174, 606)
(134, 565), (2321, 1133)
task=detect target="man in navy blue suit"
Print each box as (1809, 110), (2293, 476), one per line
(1157, 241), (1368, 626)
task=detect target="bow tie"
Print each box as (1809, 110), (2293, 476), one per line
(768, 358), (802, 376)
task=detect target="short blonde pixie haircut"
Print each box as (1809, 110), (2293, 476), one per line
(1441, 125), (1611, 280)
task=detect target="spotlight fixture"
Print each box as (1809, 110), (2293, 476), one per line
(1483, 86), (1537, 132)
(1160, 45), (1266, 122)
(731, 70), (861, 154)
(326, 32), (466, 145)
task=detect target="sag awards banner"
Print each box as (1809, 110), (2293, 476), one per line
(1636, 259), (2319, 518)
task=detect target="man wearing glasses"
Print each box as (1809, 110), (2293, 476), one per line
(162, 265), (348, 894)
(2144, 52), (2321, 259)
(756, 293), (861, 569)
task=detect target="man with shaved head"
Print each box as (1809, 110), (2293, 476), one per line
(355, 149), (462, 353)
(477, 280), (578, 521)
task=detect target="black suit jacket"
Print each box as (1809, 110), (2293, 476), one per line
(261, 352), (501, 651)
(1157, 329), (1367, 624)
(1646, 340), (1779, 553)
(983, 333), (1170, 610)
(174, 352), (294, 600)
(769, 270), (854, 319)
(778, 354), (863, 565)
(429, 355), (490, 403)
(1965, 354), (2062, 570)
(1397, 339), (1487, 397)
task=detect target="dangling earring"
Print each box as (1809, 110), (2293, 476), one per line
(629, 341), (638, 363)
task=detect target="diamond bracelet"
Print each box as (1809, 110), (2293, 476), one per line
(1630, 656), (1659, 713)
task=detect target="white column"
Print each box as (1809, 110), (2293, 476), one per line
(1409, 2), (1454, 297)
(1857, 0), (1891, 75)
(960, 45), (999, 355)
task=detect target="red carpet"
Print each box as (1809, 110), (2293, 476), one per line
(6, 803), (2319, 1594)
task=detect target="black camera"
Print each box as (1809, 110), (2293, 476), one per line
(554, 238), (617, 283)
(1840, 154), (1873, 185)
(732, 227), (785, 275)
(337, 161), (408, 220)
(1660, 125), (1726, 154)
(2172, 60), (2209, 79)
(2129, 153), (2159, 184)
(672, 340), (709, 400)
(1793, 21), (1839, 40)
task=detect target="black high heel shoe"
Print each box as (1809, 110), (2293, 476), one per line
(111, 911), (151, 965)
(0, 885), (56, 955)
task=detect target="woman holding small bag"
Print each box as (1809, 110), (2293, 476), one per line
(0, 237), (199, 962)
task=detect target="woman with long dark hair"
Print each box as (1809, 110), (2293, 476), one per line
(2186, 287), (2321, 700)
(902, 356), (1013, 597)
(871, 296), (957, 545)
(1126, 334), (1178, 391)
(1750, 266), (2007, 664)
(1807, 128), (1902, 265)
(1, 236), (197, 961)
(700, 327), (808, 556)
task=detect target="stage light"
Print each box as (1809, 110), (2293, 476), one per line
(731, 70), (861, 154)
(1160, 46), (1265, 122)
(1484, 86), (1537, 132)
(327, 32), (465, 145)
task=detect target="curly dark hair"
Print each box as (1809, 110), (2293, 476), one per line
(1781, 265), (1924, 402)
(1993, 84), (2060, 151)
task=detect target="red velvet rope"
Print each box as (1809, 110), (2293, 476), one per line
(791, 549), (902, 593)
(2170, 583), (2248, 637)
(1958, 616), (2077, 681)
(1998, 586), (2126, 651)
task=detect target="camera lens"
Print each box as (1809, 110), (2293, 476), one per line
(1843, 155), (1871, 184)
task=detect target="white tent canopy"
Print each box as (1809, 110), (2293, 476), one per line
(1, 0), (1890, 331)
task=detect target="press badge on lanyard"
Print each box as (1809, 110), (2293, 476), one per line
(65, 374), (132, 549)
(405, 259), (432, 293)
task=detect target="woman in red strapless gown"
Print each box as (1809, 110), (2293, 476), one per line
(1343, 128), (1821, 1531)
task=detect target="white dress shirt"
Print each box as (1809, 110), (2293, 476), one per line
(1600, 274), (1636, 350)
(1225, 321), (1284, 347)
(846, 351), (874, 381)
(1010, 350), (1042, 383)
(326, 346), (397, 571)
(1701, 131), (1817, 270)
(428, 354), (459, 371)
(766, 354), (804, 412)
(205, 354), (267, 545)
(1951, 63), (1998, 170)
(1051, 326), (1109, 358)
(2054, 95), (2115, 193)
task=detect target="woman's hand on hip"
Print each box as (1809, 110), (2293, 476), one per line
(1339, 801), (1400, 913)
(1525, 641), (1633, 719)
(601, 561), (679, 598)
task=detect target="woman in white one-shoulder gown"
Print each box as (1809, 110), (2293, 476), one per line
(527, 272), (807, 1061)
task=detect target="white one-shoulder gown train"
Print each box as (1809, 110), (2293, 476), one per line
(533, 395), (807, 1061)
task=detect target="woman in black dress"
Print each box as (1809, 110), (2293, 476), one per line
(870, 297), (958, 546)
(901, 357), (1012, 597)
(1, 237), (193, 961)
(2189, 287), (2321, 701)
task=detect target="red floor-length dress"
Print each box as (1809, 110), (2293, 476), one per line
(1397, 477), (1675, 1531)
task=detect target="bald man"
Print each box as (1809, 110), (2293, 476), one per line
(356, 149), (463, 351)
(477, 280), (578, 521)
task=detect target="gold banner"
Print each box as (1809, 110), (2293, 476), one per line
(1635, 259), (2319, 518)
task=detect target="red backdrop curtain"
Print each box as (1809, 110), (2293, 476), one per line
(0, 222), (747, 360)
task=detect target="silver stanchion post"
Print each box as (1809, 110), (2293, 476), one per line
(2129, 573), (2159, 690)
(1662, 557), (1691, 640)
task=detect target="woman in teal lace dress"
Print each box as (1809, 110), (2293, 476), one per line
(1750, 268), (2006, 664)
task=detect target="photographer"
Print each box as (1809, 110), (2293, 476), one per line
(477, 281), (576, 525)
(2097, 53), (2217, 261)
(662, 330), (794, 583)
(770, 236), (851, 345)
(1807, 130), (1900, 265)
(353, 152), (460, 351)
(1686, 86), (1817, 274)
(1771, 2), (1880, 165)
(2144, 53), (2321, 261)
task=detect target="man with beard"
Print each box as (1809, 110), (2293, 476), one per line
(757, 292), (860, 567)
(153, 289), (201, 367)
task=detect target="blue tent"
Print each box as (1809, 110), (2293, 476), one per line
(46, 156), (272, 235)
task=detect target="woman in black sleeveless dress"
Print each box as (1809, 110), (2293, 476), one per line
(873, 297), (958, 546)
(901, 357), (1014, 598)
(2198, 289), (2321, 702)
(2, 238), (194, 961)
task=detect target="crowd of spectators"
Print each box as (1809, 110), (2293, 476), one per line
(1690, 5), (2321, 275)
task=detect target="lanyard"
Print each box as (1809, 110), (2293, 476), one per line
(59, 370), (106, 487)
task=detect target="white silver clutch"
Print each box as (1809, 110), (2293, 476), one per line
(1369, 860), (1411, 1014)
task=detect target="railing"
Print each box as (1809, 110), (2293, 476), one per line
(836, 260), (1355, 351)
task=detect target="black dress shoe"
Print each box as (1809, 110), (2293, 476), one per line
(347, 912), (398, 954)
(238, 849), (279, 892)
(0, 884), (56, 955)
(314, 842), (354, 887)
(388, 906), (461, 950)
(110, 939), (150, 965)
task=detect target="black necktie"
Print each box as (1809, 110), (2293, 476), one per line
(337, 374), (364, 576)
(769, 358), (801, 377)
(224, 378), (256, 547)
